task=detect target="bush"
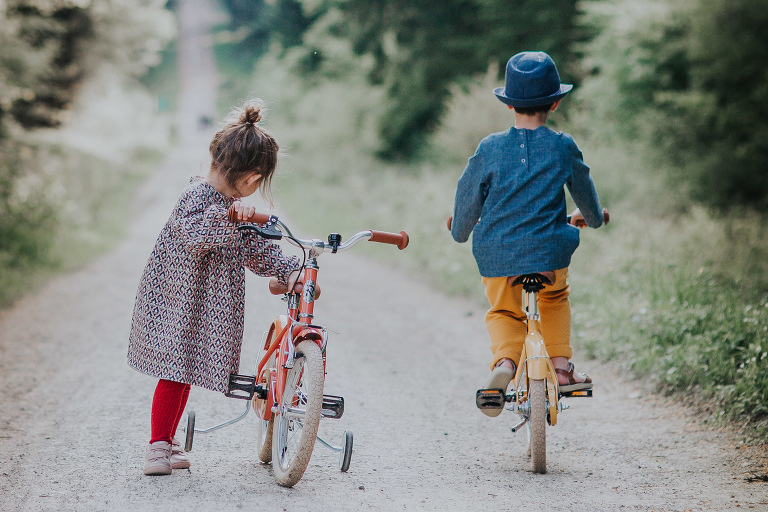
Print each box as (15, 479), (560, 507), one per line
(0, 0), (175, 307)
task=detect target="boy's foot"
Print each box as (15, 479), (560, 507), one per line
(479, 359), (516, 417)
(170, 438), (191, 470)
(555, 362), (593, 392)
(144, 441), (172, 476)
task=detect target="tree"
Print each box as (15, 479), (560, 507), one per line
(335, 0), (581, 158)
(579, 0), (768, 210)
(0, 2), (94, 133)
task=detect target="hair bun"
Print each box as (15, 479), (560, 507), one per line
(240, 105), (263, 125)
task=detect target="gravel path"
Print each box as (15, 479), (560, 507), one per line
(0, 0), (765, 510)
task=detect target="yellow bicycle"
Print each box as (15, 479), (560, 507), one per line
(475, 209), (608, 474)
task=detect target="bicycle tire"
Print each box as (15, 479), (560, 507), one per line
(254, 359), (275, 463)
(272, 340), (325, 487)
(529, 379), (547, 473)
(184, 410), (195, 452)
(340, 430), (353, 472)
(257, 416), (274, 463)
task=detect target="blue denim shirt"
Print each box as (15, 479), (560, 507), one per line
(451, 126), (602, 277)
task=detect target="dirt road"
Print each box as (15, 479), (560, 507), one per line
(1, 0), (765, 510)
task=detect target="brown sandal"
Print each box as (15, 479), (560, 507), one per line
(555, 362), (593, 392)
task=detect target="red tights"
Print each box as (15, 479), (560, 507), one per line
(150, 379), (191, 444)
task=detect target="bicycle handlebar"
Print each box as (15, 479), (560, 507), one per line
(227, 206), (272, 225)
(227, 204), (409, 251)
(369, 230), (410, 250)
(446, 208), (610, 231)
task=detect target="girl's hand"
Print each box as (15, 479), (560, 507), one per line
(268, 270), (322, 298)
(231, 201), (257, 223)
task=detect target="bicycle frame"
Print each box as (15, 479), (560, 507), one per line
(511, 286), (560, 426)
(255, 254), (327, 423)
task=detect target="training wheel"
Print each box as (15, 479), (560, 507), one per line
(339, 430), (353, 472)
(185, 410), (195, 452)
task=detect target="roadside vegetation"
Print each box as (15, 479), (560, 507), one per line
(0, 0), (175, 306)
(211, 0), (768, 440)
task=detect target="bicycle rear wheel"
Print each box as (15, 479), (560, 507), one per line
(528, 378), (547, 474)
(254, 358), (275, 463)
(272, 340), (325, 487)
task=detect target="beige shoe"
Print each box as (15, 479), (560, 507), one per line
(170, 438), (191, 470)
(479, 361), (516, 418)
(144, 441), (172, 476)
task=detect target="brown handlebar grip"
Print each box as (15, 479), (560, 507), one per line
(227, 204), (271, 224)
(369, 230), (409, 250)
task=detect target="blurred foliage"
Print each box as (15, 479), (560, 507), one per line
(0, 1), (93, 132)
(214, 0), (768, 210)
(213, 0), (580, 158)
(215, 0), (315, 69)
(578, 0), (768, 211)
(330, 0), (580, 158)
(0, 0), (175, 306)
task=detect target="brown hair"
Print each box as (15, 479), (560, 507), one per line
(513, 103), (554, 115)
(209, 99), (279, 204)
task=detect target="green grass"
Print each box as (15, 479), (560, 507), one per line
(0, 143), (163, 307)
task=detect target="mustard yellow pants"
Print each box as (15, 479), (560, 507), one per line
(482, 268), (573, 370)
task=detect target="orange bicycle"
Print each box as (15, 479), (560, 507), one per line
(183, 208), (408, 487)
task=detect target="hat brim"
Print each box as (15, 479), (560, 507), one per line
(493, 84), (573, 107)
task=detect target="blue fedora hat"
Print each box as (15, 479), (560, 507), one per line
(494, 51), (572, 108)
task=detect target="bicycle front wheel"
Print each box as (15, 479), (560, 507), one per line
(528, 378), (547, 473)
(272, 340), (325, 487)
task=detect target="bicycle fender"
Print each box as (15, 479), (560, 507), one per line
(266, 315), (291, 350)
(292, 325), (326, 352)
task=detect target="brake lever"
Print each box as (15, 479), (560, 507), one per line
(236, 224), (283, 240)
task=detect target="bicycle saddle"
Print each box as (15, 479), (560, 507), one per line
(508, 272), (556, 291)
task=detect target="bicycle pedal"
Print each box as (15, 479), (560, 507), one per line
(475, 388), (506, 410)
(560, 389), (593, 398)
(321, 394), (344, 419)
(225, 373), (267, 400)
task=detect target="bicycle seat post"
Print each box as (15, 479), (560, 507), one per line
(524, 288), (540, 322)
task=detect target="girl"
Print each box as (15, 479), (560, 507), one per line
(127, 100), (302, 475)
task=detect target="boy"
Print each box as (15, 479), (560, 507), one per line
(449, 51), (605, 417)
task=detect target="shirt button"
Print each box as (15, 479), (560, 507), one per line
(521, 159), (526, 163)
(520, 144), (525, 148)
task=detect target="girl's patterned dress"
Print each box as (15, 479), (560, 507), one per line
(127, 177), (299, 393)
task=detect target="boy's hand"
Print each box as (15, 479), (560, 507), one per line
(569, 207), (610, 228)
(568, 208), (587, 228)
(231, 201), (257, 223)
